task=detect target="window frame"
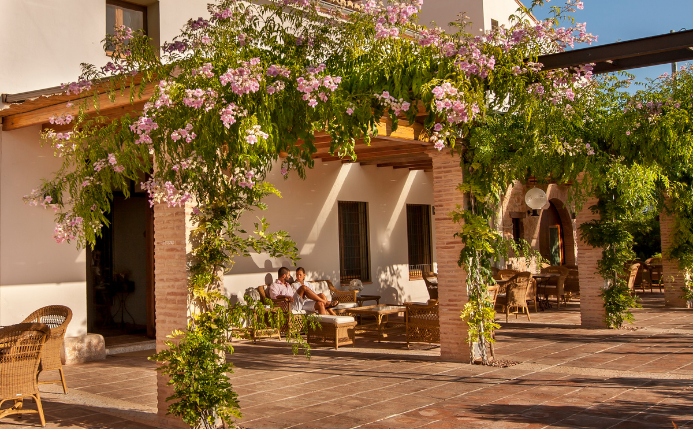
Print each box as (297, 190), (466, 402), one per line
(106, 0), (148, 37)
(337, 201), (372, 284)
(406, 204), (433, 280)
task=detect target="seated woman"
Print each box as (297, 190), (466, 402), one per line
(292, 267), (338, 316)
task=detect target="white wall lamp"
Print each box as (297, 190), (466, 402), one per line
(525, 187), (548, 217)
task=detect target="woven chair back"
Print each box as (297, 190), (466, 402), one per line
(0, 323), (50, 398)
(649, 264), (663, 283)
(486, 285), (500, 308)
(21, 306), (72, 372)
(257, 285), (270, 301)
(506, 272), (532, 307)
(542, 266), (569, 295)
(495, 269), (519, 280)
(625, 263), (640, 291)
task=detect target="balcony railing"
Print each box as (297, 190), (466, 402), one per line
(409, 264), (434, 280)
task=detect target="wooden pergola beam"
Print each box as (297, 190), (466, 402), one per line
(2, 86), (155, 131)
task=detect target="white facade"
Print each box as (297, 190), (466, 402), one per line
(1, 0), (513, 337)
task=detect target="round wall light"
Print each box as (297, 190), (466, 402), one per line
(525, 187), (548, 217)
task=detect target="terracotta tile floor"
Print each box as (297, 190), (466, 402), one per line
(2, 292), (692, 428)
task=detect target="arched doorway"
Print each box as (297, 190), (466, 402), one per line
(539, 201), (566, 265)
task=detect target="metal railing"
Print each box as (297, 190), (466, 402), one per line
(409, 264), (433, 280)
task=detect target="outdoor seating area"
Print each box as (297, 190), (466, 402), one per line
(0, 306), (72, 427)
(0, 293), (690, 429)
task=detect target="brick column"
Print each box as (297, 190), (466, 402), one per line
(576, 197), (607, 328)
(660, 209), (688, 307)
(154, 202), (195, 428)
(428, 149), (469, 362)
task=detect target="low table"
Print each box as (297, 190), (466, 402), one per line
(533, 273), (560, 310)
(346, 304), (405, 342)
(357, 294), (381, 306)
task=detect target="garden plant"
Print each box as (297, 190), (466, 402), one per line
(22, 0), (693, 426)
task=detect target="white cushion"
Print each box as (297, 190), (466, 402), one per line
(333, 302), (358, 310)
(316, 315), (355, 324)
(307, 281), (332, 299)
(244, 287), (261, 302)
(426, 278), (438, 286)
(292, 310), (307, 315)
(406, 301), (429, 306)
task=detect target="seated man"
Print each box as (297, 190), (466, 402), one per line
(269, 267), (337, 315)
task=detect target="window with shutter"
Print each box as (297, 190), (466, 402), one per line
(338, 201), (371, 283)
(406, 204), (433, 279)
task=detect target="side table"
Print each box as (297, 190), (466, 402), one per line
(357, 294), (381, 306)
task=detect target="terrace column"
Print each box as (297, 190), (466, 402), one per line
(154, 202), (195, 428)
(428, 148), (469, 362)
(576, 196), (607, 328)
(660, 208), (688, 307)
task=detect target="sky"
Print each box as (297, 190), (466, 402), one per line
(530, 0), (693, 89)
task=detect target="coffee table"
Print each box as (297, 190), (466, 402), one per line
(357, 294), (381, 306)
(345, 304), (405, 342)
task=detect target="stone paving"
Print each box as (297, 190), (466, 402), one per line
(1, 292), (692, 428)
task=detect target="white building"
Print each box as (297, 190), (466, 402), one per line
(0, 0), (524, 351)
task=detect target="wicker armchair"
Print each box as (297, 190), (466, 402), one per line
(623, 263), (641, 294)
(494, 269), (519, 281)
(0, 323), (51, 427)
(21, 306), (72, 394)
(324, 280), (358, 304)
(246, 285), (282, 342)
(642, 261), (663, 292)
(495, 272), (532, 322)
(564, 265), (580, 299)
(422, 271), (438, 300)
(405, 301), (439, 348)
(541, 266), (569, 308)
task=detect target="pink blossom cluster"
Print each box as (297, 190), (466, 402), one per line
(53, 216), (83, 244)
(23, 190), (54, 209)
(172, 153), (202, 172)
(182, 88), (217, 111)
(431, 83), (479, 124)
(238, 33), (248, 46)
(152, 80), (175, 110)
(101, 61), (129, 75)
(163, 40), (189, 54)
(238, 171), (256, 189)
(418, 27), (445, 47)
(140, 178), (192, 207)
(374, 91), (411, 116)
(61, 79), (92, 96)
(219, 103), (248, 128)
(297, 64), (341, 108)
(46, 131), (72, 141)
(280, 164), (289, 176)
(107, 153), (126, 173)
(212, 7), (233, 20)
(187, 17), (210, 31)
(455, 46), (495, 78)
(220, 58), (263, 96)
(245, 125), (269, 144)
(49, 114), (74, 125)
(192, 63), (214, 78)
(267, 65), (291, 78)
(171, 123), (197, 143)
(430, 123), (451, 151)
(295, 35), (314, 47)
(370, 0), (422, 40)
(129, 115), (159, 145)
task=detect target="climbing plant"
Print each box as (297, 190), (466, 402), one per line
(23, 0), (693, 422)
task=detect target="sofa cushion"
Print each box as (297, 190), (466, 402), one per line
(316, 315), (355, 324)
(308, 280), (332, 299)
(292, 310), (307, 315)
(333, 302), (358, 310)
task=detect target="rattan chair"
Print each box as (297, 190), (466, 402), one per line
(495, 272), (532, 322)
(21, 306), (72, 394)
(325, 280), (358, 305)
(564, 264), (580, 299)
(405, 301), (439, 348)
(0, 323), (51, 427)
(422, 271), (439, 300)
(541, 266), (569, 308)
(494, 269), (519, 281)
(623, 263), (641, 294)
(643, 261), (663, 292)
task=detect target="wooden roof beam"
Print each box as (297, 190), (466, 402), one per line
(2, 86), (154, 131)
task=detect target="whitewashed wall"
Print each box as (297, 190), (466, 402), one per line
(224, 159), (436, 305)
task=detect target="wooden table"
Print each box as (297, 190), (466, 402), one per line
(532, 273), (560, 310)
(345, 304), (405, 342)
(357, 294), (381, 306)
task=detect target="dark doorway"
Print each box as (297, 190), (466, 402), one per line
(87, 181), (155, 338)
(539, 202), (565, 266)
